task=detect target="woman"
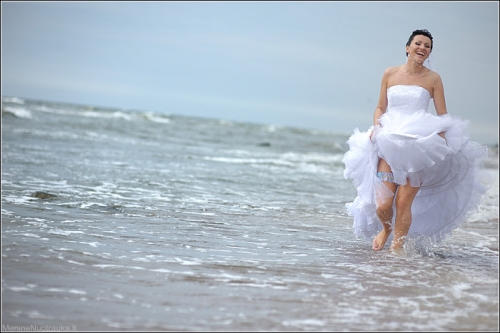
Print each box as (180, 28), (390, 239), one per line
(342, 29), (490, 252)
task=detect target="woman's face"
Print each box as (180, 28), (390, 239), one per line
(406, 35), (432, 63)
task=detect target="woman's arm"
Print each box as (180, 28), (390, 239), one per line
(432, 73), (448, 116)
(370, 68), (391, 142)
(373, 69), (390, 126)
(432, 72), (448, 140)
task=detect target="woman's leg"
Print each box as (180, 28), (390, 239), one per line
(373, 158), (397, 251)
(391, 181), (420, 251)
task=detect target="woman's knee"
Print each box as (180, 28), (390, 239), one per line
(395, 187), (419, 211)
(376, 203), (393, 221)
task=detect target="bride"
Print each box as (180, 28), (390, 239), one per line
(342, 29), (491, 252)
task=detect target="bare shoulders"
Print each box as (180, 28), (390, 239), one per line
(380, 67), (400, 87)
(422, 68), (442, 91)
(387, 66), (400, 73)
(382, 65), (442, 93)
(383, 66), (400, 77)
(382, 66), (406, 82)
(429, 70), (442, 84)
(384, 65), (439, 77)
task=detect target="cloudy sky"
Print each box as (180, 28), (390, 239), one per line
(2, 1), (498, 144)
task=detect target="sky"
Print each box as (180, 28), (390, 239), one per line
(2, 1), (498, 145)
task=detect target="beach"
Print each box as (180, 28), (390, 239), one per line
(2, 96), (498, 331)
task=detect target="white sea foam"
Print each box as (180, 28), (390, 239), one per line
(9, 286), (33, 292)
(21, 233), (41, 238)
(2, 96), (25, 104)
(45, 288), (87, 295)
(93, 264), (124, 269)
(282, 319), (325, 327)
(1, 209), (15, 216)
(2, 106), (32, 118)
(48, 229), (85, 236)
(144, 112), (171, 124)
(31, 104), (134, 121)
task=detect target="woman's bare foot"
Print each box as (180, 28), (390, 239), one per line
(390, 246), (405, 256)
(390, 237), (404, 253)
(372, 229), (391, 251)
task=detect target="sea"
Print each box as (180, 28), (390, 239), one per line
(2, 96), (498, 331)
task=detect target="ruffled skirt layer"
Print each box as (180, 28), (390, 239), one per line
(342, 110), (491, 244)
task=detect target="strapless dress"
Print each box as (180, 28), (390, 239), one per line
(342, 85), (491, 244)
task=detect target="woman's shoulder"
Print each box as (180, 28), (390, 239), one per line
(383, 66), (401, 75)
(427, 68), (441, 79)
(423, 68), (442, 87)
(382, 65), (442, 81)
(380, 66), (402, 83)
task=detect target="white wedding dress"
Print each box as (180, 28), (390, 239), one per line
(343, 85), (490, 244)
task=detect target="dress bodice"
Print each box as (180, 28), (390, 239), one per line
(387, 85), (431, 114)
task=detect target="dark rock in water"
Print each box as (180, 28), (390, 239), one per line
(257, 142), (271, 147)
(32, 191), (57, 199)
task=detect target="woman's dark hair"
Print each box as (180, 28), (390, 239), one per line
(406, 29), (433, 56)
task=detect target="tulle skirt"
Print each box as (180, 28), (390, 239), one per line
(342, 110), (491, 244)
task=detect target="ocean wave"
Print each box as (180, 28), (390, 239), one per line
(2, 106), (32, 119)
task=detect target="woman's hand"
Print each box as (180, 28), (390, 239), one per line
(369, 124), (379, 143)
